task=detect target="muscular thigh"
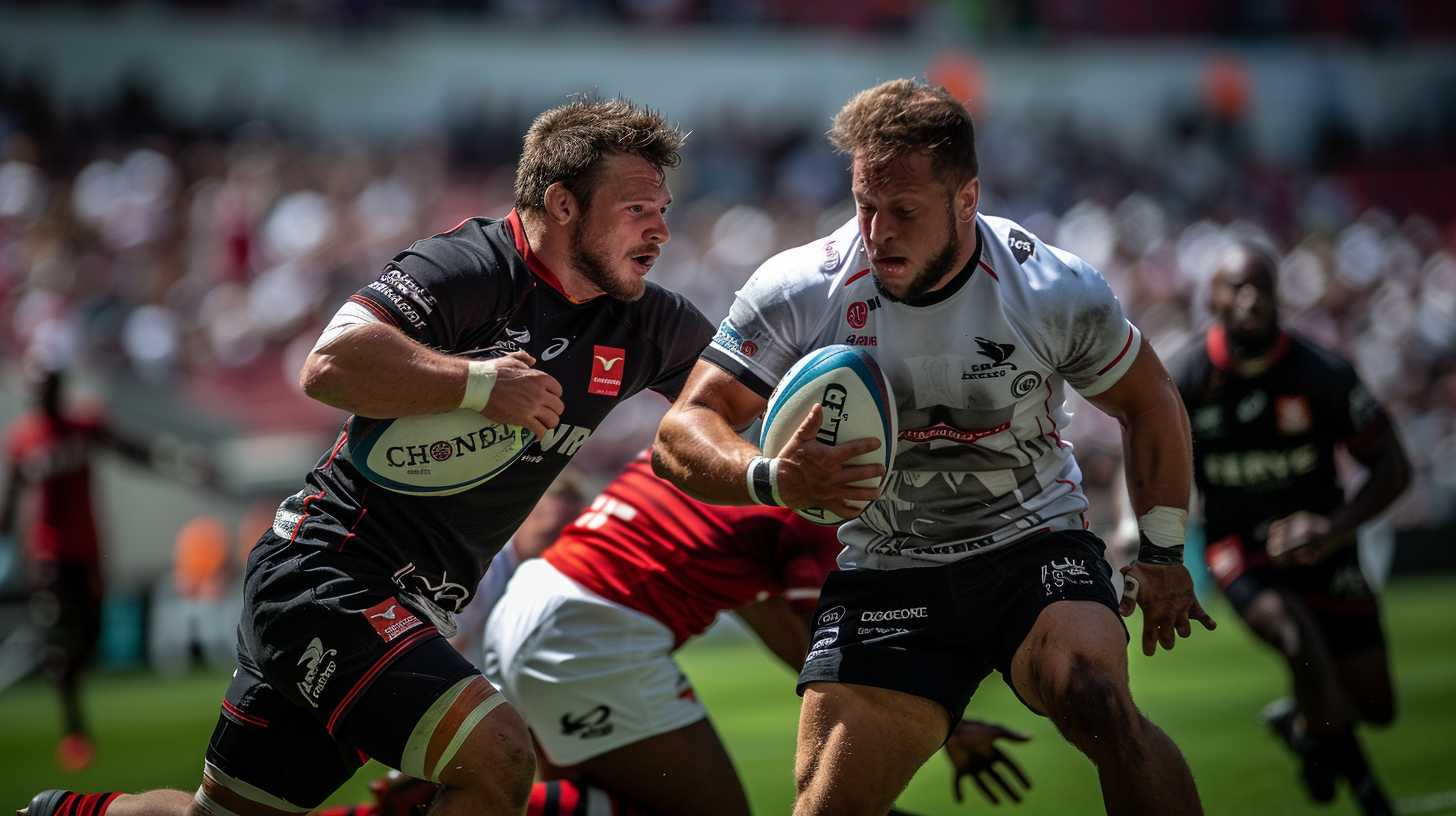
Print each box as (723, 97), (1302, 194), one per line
(794, 682), (949, 816)
(570, 719), (750, 816)
(1009, 600), (1129, 717)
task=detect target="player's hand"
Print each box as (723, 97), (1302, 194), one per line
(480, 351), (564, 439)
(1120, 562), (1216, 656)
(1267, 512), (1349, 566)
(774, 404), (884, 518)
(945, 720), (1032, 805)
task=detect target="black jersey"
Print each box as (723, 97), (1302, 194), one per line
(1168, 326), (1390, 548)
(277, 211), (712, 614)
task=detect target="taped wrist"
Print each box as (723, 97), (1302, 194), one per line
(746, 456), (784, 506)
(460, 360), (497, 412)
(1137, 506), (1187, 566)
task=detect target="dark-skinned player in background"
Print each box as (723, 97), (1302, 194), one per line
(1167, 241), (1411, 816)
(18, 96), (714, 816)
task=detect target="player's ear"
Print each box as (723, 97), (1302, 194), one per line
(955, 177), (979, 223)
(543, 182), (579, 226)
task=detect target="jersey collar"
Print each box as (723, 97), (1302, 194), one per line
(505, 209), (579, 303)
(1207, 323), (1290, 376)
(898, 224), (983, 308)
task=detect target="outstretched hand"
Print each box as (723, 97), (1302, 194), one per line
(1120, 562), (1216, 656)
(945, 720), (1032, 806)
(773, 404), (884, 519)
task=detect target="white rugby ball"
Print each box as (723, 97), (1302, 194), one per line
(760, 345), (897, 525)
(346, 410), (534, 496)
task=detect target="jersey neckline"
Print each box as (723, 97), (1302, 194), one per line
(1206, 324), (1290, 375)
(896, 224), (984, 308)
(505, 209), (580, 304)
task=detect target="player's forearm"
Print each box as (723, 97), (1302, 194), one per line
(300, 323), (468, 419)
(1328, 447), (1411, 540)
(652, 404), (760, 505)
(1119, 379), (1193, 516)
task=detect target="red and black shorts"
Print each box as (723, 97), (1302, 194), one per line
(1205, 535), (1386, 657)
(796, 530), (1124, 726)
(204, 533), (478, 810)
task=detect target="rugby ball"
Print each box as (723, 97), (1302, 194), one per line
(346, 410), (534, 497)
(760, 345), (897, 524)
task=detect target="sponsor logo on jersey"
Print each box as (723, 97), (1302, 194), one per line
(363, 597), (425, 643)
(1007, 229), (1035, 264)
(713, 320), (745, 352)
(741, 340), (758, 357)
(378, 269), (438, 315)
(560, 705), (613, 739)
(811, 626), (839, 651)
(367, 281), (427, 330)
(962, 337), (1019, 380)
(1203, 445), (1318, 487)
(1194, 405), (1223, 436)
(857, 626), (910, 637)
(1012, 371), (1043, 397)
(1236, 391), (1267, 423)
(899, 419), (1010, 446)
(383, 424), (530, 469)
(847, 301), (869, 329)
(823, 240), (841, 270)
(844, 334), (877, 346)
(860, 607), (927, 622)
(1041, 557), (1092, 595)
(296, 637), (338, 708)
(1275, 395), (1312, 435)
(538, 423), (594, 457)
(588, 345), (626, 397)
(816, 385), (848, 445)
(541, 337), (572, 360)
(817, 605), (846, 626)
(504, 326), (531, 344)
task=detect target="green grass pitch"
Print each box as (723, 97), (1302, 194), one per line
(2, 577), (1453, 815)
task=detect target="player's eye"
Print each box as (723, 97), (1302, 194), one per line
(895, 208), (916, 218)
(628, 205), (645, 215)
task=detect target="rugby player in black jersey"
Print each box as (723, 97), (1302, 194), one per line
(19, 98), (714, 816)
(1168, 241), (1410, 816)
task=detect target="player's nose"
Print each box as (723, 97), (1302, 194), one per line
(645, 212), (669, 246)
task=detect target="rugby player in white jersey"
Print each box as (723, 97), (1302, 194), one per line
(654, 79), (1215, 815)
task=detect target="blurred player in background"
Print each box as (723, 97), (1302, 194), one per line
(1, 359), (208, 772)
(328, 449), (1033, 816)
(1168, 241), (1411, 816)
(654, 79), (1212, 816)
(18, 97), (713, 816)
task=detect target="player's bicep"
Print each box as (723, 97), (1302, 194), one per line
(1085, 343), (1183, 426)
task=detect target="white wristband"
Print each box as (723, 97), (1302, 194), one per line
(747, 456), (784, 506)
(460, 360), (497, 412)
(1138, 506), (1188, 549)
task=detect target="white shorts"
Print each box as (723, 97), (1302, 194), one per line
(482, 559), (707, 766)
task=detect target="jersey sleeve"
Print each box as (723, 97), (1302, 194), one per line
(1019, 247), (1141, 397)
(1324, 358), (1392, 445)
(348, 234), (510, 353)
(645, 291), (716, 401)
(700, 249), (820, 399)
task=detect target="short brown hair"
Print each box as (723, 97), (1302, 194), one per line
(830, 79), (978, 186)
(514, 97), (685, 214)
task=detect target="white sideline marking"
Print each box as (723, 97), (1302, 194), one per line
(1399, 790), (1456, 815)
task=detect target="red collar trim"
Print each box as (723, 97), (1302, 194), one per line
(506, 209), (575, 302)
(1207, 324), (1289, 373)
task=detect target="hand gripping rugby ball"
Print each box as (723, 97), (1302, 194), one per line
(346, 410), (534, 497)
(760, 345), (898, 525)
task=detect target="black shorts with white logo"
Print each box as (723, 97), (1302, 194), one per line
(797, 529), (1123, 725)
(1222, 548), (1386, 658)
(204, 533), (478, 809)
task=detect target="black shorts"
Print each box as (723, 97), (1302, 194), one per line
(204, 534), (478, 809)
(1217, 545), (1385, 658)
(797, 529), (1123, 724)
(29, 559), (103, 670)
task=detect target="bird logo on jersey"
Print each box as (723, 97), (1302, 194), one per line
(589, 346), (626, 397)
(974, 337), (1017, 368)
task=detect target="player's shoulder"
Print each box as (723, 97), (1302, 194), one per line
(393, 216), (521, 282)
(627, 281), (712, 346)
(742, 217), (868, 304)
(979, 213), (1101, 293)
(1285, 332), (1355, 376)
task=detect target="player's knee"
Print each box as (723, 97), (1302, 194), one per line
(440, 702), (536, 808)
(1049, 658), (1140, 750)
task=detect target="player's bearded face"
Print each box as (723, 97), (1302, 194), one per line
(568, 154), (671, 303)
(853, 154), (968, 304)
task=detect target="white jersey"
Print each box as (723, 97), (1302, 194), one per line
(703, 214), (1141, 570)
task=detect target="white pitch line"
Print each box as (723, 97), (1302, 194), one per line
(1399, 790), (1456, 815)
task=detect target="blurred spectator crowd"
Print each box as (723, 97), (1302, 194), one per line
(6, 0), (1454, 40)
(2, 66), (1455, 532)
